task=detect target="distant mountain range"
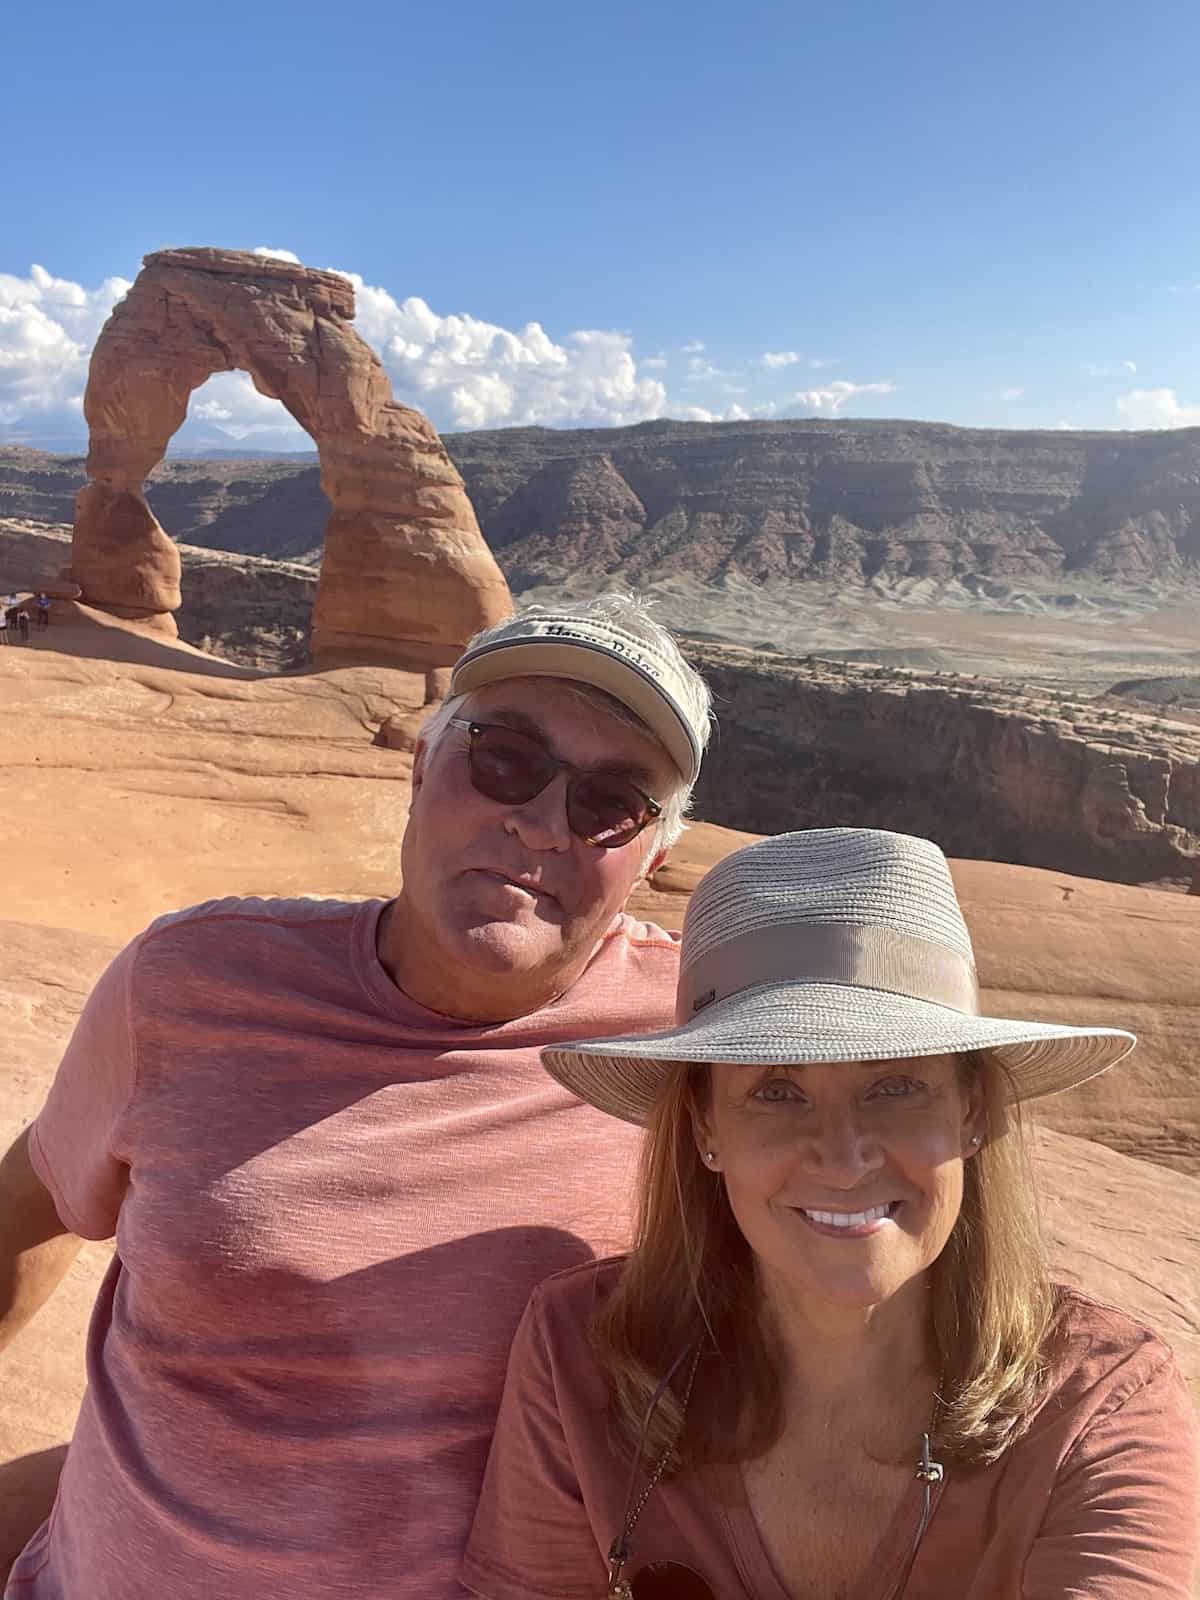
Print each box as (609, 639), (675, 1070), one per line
(4, 417), (1200, 586)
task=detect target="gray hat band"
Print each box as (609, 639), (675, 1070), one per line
(677, 922), (981, 1025)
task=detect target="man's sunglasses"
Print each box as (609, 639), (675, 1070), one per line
(449, 719), (663, 849)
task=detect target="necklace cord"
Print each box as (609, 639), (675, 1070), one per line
(607, 1342), (703, 1593)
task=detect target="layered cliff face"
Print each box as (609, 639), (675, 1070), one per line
(684, 642), (1200, 885)
(458, 419), (1200, 587)
(5, 416), (1200, 585)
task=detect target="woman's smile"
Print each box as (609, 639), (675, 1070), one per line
(791, 1200), (903, 1237)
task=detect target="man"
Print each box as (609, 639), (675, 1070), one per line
(0, 593), (712, 1598)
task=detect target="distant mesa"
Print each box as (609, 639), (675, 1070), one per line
(71, 247), (511, 666)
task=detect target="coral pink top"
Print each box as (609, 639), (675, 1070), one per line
(464, 1259), (1199, 1600)
(11, 896), (679, 1600)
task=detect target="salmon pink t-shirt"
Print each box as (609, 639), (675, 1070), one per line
(11, 896), (679, 1600)
(464, 1258), (1200, 1600)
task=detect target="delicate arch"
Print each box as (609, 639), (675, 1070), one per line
(73, 247), (511, 665)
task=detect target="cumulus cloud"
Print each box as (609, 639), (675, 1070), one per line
(251, 247), (302, 264)
(1116, 387), (1200, 429)
(679, 340), (705, 354)
(791, 380), (895, 414)
(0, 264), (130, 429)
(189, 372), (309, 445)
(670, 401), (750, 423)
(347, 286), (667, 430)
(642, 355), (667, 369)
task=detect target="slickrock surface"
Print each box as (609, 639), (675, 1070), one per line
(686, 641), (1200, 885)
(1, 615), (1197, 1585)
(73, 248), (510, 663)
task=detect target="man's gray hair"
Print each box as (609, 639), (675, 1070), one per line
(420, 592), (712, 855)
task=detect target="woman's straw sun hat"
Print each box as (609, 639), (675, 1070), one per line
(542, 828), (1136, 1126)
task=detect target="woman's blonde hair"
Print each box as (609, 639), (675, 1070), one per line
(590, 1052), (1057, 1472)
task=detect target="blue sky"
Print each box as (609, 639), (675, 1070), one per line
(4, 0), (1200, 450)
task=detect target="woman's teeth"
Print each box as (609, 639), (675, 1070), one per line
(801, 1202), (896, 1228)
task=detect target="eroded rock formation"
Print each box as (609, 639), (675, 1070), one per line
(72, 247), (511, 663)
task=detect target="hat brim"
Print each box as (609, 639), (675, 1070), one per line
(450, 637), (700, 782)
(541, 980), (1136, 1126)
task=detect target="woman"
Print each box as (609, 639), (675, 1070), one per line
(463, 829), (1199, 1600)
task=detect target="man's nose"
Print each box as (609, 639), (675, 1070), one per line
(505, 770), (574, 852)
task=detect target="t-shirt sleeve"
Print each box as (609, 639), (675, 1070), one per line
(1022, 1349), (1200, 1598)
(27, 935), (141, 1240)
(462, 1287), (611, 1600)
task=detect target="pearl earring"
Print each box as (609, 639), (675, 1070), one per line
(704, 1151), (717, 1166)
(970, 1134), (982, 1149)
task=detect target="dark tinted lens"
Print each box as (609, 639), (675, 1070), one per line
(567, 775), (650, 848)
(630, 1564), (717, 1600)
(468, 725), (556, 805)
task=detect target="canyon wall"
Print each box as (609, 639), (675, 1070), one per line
(5, 415), (1200, 585)
(683, 642), (1200, 884)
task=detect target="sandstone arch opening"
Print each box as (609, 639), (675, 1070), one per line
(72, 247), (511, 667)
(153, 376), (328, 565)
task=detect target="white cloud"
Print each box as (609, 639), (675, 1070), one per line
(996, 387), (1024, 400)
(762, 351), (837, 369)
(0, 264), (130, 429)
(791, 379), (896, 414)
(1123, 359), (1138, 373)
(1116, 387), (1200, 429)
(669, 401), (750, 423)
(679, 340), (705, 354)
(1086, 360), (1138, 378)
(643, 355), (667, 369)
(685, 357), (722, 381)
(251, 247), (302, 264)
(189, 372), (308, 444)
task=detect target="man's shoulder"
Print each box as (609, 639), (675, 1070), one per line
(132, 895), (377, 978)
(142, 893), (367, 938)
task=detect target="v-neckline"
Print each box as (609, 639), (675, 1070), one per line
(711, 1460), (941, 1600)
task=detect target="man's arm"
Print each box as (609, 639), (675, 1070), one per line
(0, 1127), (81, 1354)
